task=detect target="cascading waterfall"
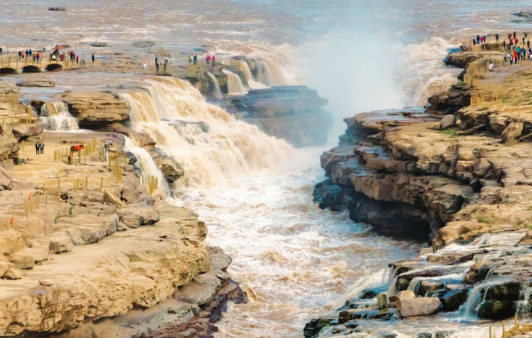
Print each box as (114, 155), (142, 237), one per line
(40, 101), (79, 131)
(256, 59), (287, 86)
(119, 77), (294, 187)
(232, 59), (253, 82)
(206, 72), (223, 98)
(223, 69), (247, 94)
(123, 137), (167, 191)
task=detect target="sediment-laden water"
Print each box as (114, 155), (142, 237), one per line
(7, 0), (532, 336)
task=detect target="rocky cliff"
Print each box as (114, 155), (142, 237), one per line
(308, 46), (532, 337)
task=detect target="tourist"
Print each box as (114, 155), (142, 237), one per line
(504, 53), (509, 66)
(164, 57), (168, 73)
(496, 33), (499, 42)
(35, 142), (39, 155)
(514, 31), (517, 39)
(40, 142), (44, 155)
(476, 35), (480, 44)
(92, 54), (95, 63)
(188, 55), (192, 63)
(193, 54), (197, 65)
(156, 61), (159, 73)
(52, 53), (56, 61)
(503, 40), (506, 49)
(212, 54), (216, 66)
(488, 61), (493, 71)
(528, 40), (531, 48)
(206, 54), (210, 64)
(472, 38), (476, 46)
(76, 55), (79, 64)
(143, 63), (147, 72)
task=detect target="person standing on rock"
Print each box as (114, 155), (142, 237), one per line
(35, 142), (39, 155)
(206, 54), (210, 64)
(193, 54), (197, 65)
(40, 142), (44, 155)
(188, 55), (192, 64)
(164, 57), (168, 73)
(496, 33), (499, 42)
(143, 62), (147, 73)
(212, 54), (216, 66)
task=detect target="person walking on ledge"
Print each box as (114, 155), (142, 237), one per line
(92, 54), (95, 63)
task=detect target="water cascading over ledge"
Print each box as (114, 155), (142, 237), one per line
(119, 77), (295, 187)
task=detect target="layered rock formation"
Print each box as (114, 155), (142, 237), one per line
(0, 129), (244, 337)
(56, 92), (130, 127)
(308, 46), (532, 337)
(221, 86), (332, 147)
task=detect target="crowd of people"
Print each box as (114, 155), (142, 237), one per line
(472, 32), (532, 66)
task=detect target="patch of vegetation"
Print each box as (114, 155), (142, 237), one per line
(476, 215), (498, 225)
(478, 107), (489, 111)
(504, 140), (519, 147)
(528, 225), (532, 230)
(68, 206), (74, 215)
(438, 129), (458, 138)
(527, 205), (532, 211)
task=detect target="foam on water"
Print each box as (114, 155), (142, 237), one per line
(171, 151), (421, 337)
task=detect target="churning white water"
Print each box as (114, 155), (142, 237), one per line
(120, 77), (294, 187)
(223, 69), (247, 94)
(175, 153), (422, 337)
(39, 101), (79, 131)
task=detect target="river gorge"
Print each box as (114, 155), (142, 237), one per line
(2, 1), (532, 338)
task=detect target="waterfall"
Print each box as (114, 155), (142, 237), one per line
(123, 137), (168, 192)
(256, 60), (287, 86)
(206, 72), (222, 98)
(223, 69), (247, 94)
(119, 77), (294, 187)
(40, 101), (79, 131)
(461, 279), (508, 318)
(232, 59), (253, 81)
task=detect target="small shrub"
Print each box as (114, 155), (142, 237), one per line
(476, 216), (497, 225)
(527, 206), (532, 211)
(504, 140), (519, 147)
(68, 206), (74, 215)
(438, 129), (458, 138)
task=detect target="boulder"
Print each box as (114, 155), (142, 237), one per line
(48, 236), (73, 254)
(0, 138), (20, 161)
(159, 156), (184, 183)
(439, 115), (456, 130)
(440, 289), (469, 311)
(107, 124), (156, 150)
(117, 206), (160, 228)
(397, 290), (441, 317)
(12, 122), (44, 140)
(501, 122), (523, 143)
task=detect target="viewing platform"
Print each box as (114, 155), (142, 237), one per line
(0, 54), (82, 75)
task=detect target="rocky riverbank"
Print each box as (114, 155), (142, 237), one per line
(0, 77), (248, 337)
(309, 40), (532, 337)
